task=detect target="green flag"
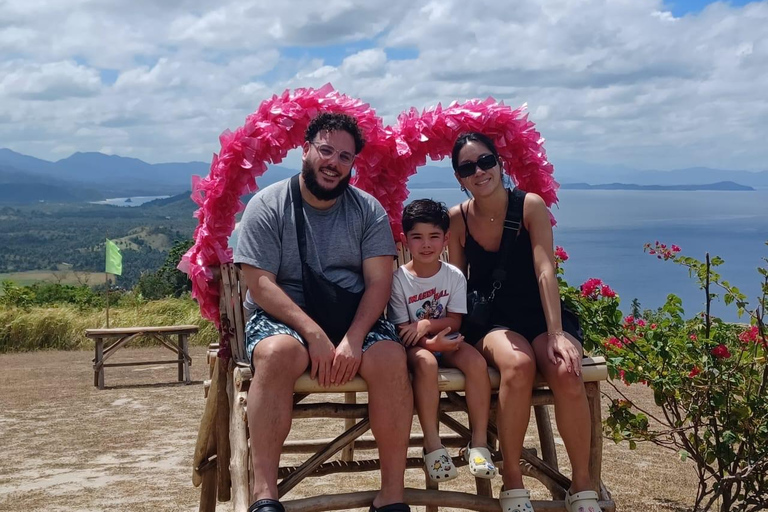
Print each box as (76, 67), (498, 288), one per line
(105, 239), (123, 276)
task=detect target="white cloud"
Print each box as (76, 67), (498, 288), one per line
(0, 0), (765, 171)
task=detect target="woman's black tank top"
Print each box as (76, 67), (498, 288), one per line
(461, 188), (545, 325)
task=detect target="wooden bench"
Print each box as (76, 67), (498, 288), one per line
(193, 262), (615, 512)
(85, 325), (198, 389)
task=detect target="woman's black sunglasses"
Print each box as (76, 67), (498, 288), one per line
(456, 153), (498, 178)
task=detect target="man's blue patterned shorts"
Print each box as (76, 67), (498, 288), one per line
(244, 309), (400, 369)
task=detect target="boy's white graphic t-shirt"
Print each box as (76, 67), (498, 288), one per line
(387, 262), (468, 325)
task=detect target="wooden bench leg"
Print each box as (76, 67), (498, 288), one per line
(341, 392), (356, 462)
(534, 404), (558, 471)
(94, 337), (104, 389)
(585, 381), (603, 493)
(228, 364), (250, 512)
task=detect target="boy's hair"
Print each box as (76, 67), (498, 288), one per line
(402, 199), (450, 234)
(305, 112), (365, 154)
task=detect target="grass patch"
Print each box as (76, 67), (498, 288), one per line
(0, 270), (108, 289)
(0, 298), (217, 352)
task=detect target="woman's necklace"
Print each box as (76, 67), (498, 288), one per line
(471, 196), (507, 223)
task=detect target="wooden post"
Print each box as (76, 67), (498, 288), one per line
(425, 468), (438, 512)
(585, 382), (603, 492)
(341, 392), (356, 462)
(94, 337), (104, 389)
(194, 358), (219, 488)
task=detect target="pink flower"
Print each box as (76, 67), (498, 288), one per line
(554, 246), (569, 262)
(688, 366), (701, 378)
(624, 315), (635, 325)
(637, 319), (646, 327)
(604, 337), (624, 350)
(738, 326), (761, 345)
(619, 369), (629, 386)
(690, 334), (698, 341)
(711, 344), (732, 359)
(651, 323), (657, 330)
(580, 278), (603, 298)
(671, 245), (681, 253)
(600, 284), (616, 298)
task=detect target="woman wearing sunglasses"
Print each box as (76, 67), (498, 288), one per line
(447, 132), (601, 512)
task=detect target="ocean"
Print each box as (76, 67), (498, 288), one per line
(410, 189), (768, 322)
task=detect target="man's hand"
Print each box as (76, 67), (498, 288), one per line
(330, 338), (363, 385)
(305, 327), (336, 387)
(399, 320), (431, 346)
(423, 327), (463, 352)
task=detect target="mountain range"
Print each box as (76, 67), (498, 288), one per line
(0, 148), (766, 203)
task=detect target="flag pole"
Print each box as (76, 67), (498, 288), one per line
(105, 272), (110, 328)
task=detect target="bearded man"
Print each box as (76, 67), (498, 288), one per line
(235, 113), (413, 512)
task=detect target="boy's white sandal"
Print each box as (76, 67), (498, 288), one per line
(499, 488), (533, 512)
(565, 489), (602, 512)
(461, 443), (497, 479)
(423, 447), (458, 483)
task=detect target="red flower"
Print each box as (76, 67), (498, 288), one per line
(604, 337), (624, 350)
(554, 246), (569, 262)
(600, 284), (616, 298)
(689, 334), (698, 341)
(671, 245), (681, 252)
(637, 319), (646, 327)
(624, 315), (635, 325)
(650, 323), (657, 330)
(688, 366), (701, 378)
(711, 344), (732, 359)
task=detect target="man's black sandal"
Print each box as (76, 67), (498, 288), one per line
(249, 499), (285, 512)
(369, 503), (410, 512)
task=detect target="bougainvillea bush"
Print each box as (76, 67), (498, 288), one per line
(557, 241), (768, 512)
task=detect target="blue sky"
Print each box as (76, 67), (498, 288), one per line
(0, 0), (766, 171)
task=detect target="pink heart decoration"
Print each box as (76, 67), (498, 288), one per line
(179, 84), (559, 331)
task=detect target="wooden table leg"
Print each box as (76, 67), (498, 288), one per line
(178, 334), (185, 382)
(94, 337), (104, 389)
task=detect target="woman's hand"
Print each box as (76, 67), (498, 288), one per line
(546, 331), (582, 376)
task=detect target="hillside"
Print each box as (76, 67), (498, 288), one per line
(0, 193), (199, 287)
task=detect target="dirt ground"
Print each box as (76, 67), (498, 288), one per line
(0, 346), (698, 511)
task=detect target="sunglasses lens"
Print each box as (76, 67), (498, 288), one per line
(477, 154), (497, 170)
(457, 163), (475, 177)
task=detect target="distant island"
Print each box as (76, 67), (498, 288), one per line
(560, 181), (754, 191)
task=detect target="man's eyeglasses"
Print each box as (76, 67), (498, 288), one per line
(456, 154), (498, 178)
(311, 142), (356, 166)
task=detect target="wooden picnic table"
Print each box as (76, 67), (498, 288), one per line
(85, 325), (198, 389)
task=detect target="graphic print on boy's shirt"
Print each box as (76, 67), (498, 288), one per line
(387, 262), (468, 325)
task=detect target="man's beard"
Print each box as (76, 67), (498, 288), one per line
(301, 160), (351, 201)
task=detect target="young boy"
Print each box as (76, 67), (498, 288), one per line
(387, 199), (496, 483)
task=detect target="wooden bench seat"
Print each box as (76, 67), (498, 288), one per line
(193, 262), (615, 512)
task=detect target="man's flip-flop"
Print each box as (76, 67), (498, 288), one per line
(369, 503), (411, 512)
(565, 489), (602, 512)
(249, 499), (285, 512)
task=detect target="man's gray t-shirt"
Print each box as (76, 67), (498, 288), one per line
(234, 177), (396, 316)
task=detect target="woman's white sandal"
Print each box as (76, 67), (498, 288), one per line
(499, 488), (532, 512)
(462, 443), (497, 479)
(423, 447), (458, 483)
(565, 489), (602, 512)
